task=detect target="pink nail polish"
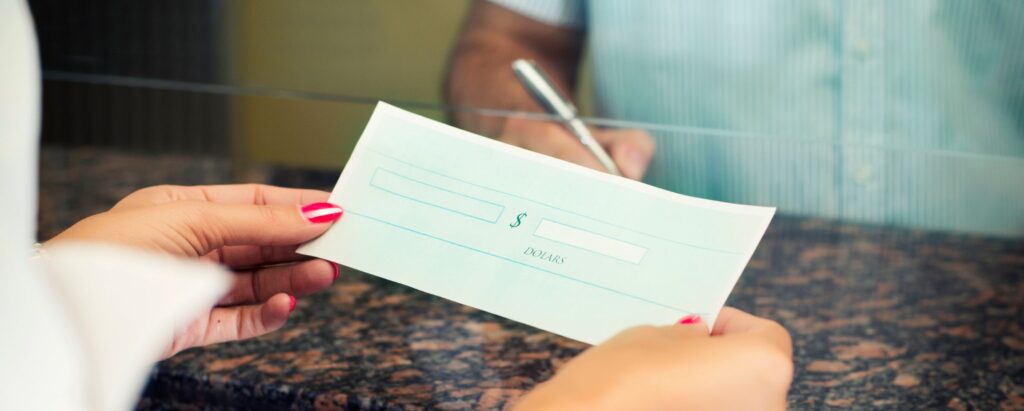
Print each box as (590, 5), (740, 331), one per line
(288, 295), (297, 312)
(678, 314), (701, 325)
(301, 202), (343, 223)
(331, 263), (340, 281)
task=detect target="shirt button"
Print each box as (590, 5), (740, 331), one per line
(853, 39), (872, 58)
(853, 164), (875, 185)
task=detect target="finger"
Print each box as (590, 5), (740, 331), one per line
(712, 307), (792, 354)
(205, 244), (310, 268)
(168, 200), (342, 256)
(201, 293), (295, 347)
(596, 128), (656, 155)
(594, 129), (655, 180)
(512, 128), (606, 171)
(219, 259), (338, 306)
(711, 307), (763, 335)
(114, 184), (330, 210)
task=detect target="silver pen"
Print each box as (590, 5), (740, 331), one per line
(511, 59), (623, 176)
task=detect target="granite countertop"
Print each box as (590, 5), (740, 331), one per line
(39, 148), (1024, 410)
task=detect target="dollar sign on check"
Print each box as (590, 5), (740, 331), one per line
(509, 212), (528, 228)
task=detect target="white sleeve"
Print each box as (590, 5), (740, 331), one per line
(0, 1), (79, 408)
(488, 0), (586, 29)
(40, 243), (231, 411)
(0, 6), (230, 410)
(5, 243), (231, 411)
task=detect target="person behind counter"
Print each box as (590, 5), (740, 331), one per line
(446, 0), (1024, 236)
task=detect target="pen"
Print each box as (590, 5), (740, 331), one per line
(511, 59), (623, 176)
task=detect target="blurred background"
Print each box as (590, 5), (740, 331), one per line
(29, 0), (1024, 238)
(25, 2), (1024, 408)
(33, 0), (467, 166)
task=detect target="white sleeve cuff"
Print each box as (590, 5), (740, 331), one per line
(488, 0), (586, 29)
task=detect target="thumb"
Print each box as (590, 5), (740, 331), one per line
(596, 129), (655, 180)
(163, 200), (343, 255)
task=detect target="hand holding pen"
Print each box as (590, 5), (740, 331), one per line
(507, 59), (655, 180)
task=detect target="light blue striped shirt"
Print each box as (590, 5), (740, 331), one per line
(490, 0), (1024, 236)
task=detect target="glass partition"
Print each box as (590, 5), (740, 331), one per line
(31, 0), (1024, 237)
(27, 2), (1024, 409)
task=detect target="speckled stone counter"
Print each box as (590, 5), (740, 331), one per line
(38, 148), (1024, 410)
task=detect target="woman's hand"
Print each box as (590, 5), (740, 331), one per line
(48, 184), (344, 358)
(516, 308), (793, 411)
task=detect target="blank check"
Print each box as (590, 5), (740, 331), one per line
(299, 103), (775, 344)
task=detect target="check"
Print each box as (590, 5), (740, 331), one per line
(299, 103), (775, 344)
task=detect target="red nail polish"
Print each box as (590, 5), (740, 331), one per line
(288, 295), (297, 312)
(301, 202), (343, 223)
(331, 263), (340, 281)
(678, 314), (701, 325)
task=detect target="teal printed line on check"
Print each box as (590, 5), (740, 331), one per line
(369, 167), (506, 224)
(346, 209), (697, 314)
(367, 148), (743, 255)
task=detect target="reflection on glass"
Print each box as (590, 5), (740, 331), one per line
(30, 0), (1024, 236)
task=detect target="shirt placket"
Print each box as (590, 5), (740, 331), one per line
(839, 0), (887, 223)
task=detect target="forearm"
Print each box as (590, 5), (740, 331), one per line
(447, 33), (556, 135)
(445, 1), (583, 136)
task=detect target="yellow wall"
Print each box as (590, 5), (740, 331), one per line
(229, 1), (471, 169)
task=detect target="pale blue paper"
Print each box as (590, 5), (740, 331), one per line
(299, 103), (775, 344)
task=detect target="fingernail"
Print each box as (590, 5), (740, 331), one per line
(677, 314), (701, 325)
(288, 295), (297, 312)
(331, 262), (340, 281)
(301, 202), (343, 223)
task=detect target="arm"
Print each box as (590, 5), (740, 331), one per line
(48, 184), (343, 358)
(445, 1), (656, 180)
(446, 0), (585, 136)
